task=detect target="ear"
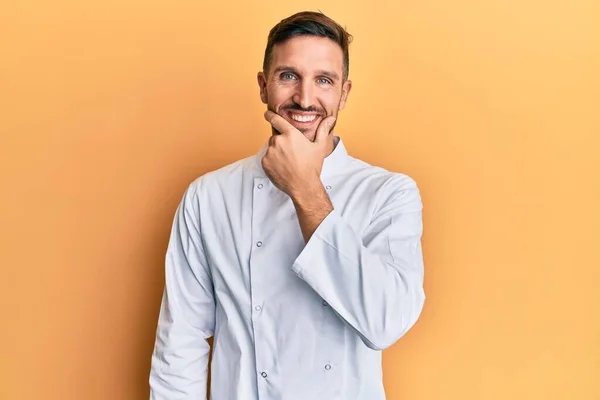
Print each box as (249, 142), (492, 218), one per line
(338, 79), (352, 110)
(257, 72), (268, 104)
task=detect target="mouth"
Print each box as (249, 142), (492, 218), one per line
(285, 111), (321, 130)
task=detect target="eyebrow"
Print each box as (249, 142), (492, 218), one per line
(273, 66), (340, 82)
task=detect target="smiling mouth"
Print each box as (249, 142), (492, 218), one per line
(286, 111), (321, 126)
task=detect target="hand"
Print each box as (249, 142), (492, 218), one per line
(261, 110), (336, 198)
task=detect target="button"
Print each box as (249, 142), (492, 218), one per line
(261, 371), (268, 378)
(255, 305), (262, 311)
(326, 185), (332, 190)
(325, 364), (331, 370)
(322, 300), (328, 307)
(256, 241), (262, 247)
(257, 183), (263, 189)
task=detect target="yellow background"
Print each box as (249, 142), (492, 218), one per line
(1, 0), (599, 399)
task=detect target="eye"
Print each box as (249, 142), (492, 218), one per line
(281, 73), (296, 80)
(317, 77), (332, 85)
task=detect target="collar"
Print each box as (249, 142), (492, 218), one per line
(252, 135), (350, 179)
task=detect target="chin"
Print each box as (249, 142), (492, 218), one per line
(301, 131), (317, 142)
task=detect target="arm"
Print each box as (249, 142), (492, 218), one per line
(291, 175), (425, 351)
(291, 182), (334, 243)
(149, 182), (215, 399)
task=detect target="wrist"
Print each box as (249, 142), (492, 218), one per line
(291, 180), (329, 210)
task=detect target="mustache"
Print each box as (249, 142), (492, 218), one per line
(280, 104), (324, 114)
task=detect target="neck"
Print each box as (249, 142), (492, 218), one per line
(323, 135), (337, 157)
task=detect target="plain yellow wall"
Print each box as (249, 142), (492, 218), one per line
(1, 0), (599, 399)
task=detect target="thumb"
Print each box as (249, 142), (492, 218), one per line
(314, 116), (336, 144)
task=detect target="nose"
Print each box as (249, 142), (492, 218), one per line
(292, 79), (315, 110)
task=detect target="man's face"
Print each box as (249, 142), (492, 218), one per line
(257, 36), (352, 142)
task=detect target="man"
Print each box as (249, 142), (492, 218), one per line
(149, 10), (425, 400)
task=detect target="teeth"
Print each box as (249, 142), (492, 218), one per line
(291, 114), (317, 122)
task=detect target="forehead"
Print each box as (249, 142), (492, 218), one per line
(270, 36), (343, 75)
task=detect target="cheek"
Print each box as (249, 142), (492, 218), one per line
(322, 94), (342, 114)
(267, 86), (294, 109)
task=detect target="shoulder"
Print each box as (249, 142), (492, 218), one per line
(347, 154), (419, 189)
(346, 156), (422, 210)
(185, 154), (255, 197)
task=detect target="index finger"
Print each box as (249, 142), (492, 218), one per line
(264, 110), (298, 136)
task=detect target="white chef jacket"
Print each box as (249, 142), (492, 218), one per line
(149, 136), (425, 400)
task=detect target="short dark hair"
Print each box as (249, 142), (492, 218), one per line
(262, 11), (353, 81)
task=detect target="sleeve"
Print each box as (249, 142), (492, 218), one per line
(291, 174), (425, 351)
(149, 181), (215, 399)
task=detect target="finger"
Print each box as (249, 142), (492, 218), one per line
(314, 116), (336, 144)
(264, 110), (296, 136)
